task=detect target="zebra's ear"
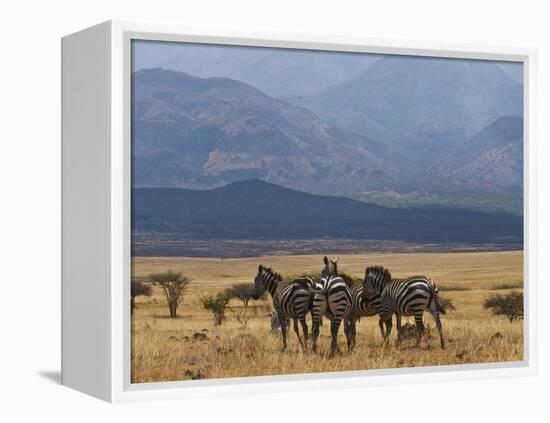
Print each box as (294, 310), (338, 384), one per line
(258, 264), (263, 273)
(323, 256), (329, 265)
(364, 267), (370, 278)
(334, 257), (339, 264)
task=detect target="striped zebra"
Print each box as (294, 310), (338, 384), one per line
(342, 275), (391, 351)
(311, 257), (352, 356)
(251, 265), (317, 352)
(363, 265), (446, 349)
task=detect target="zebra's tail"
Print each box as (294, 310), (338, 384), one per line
(427, 279), (446, 315)
(301, 276), (323, 295)
(435, 296), (446, 315)
(307, 286), (323, 295)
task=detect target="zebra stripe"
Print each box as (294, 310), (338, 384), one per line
(344, 277), (390, 350)
(311, 257), (352, 356)
(363, 265), (446, 349)
(251, 265), (316, 351)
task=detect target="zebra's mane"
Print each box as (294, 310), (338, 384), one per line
(365, 265), (392, 284)
(322, 256), (338, 278)
(262, 267), (283, 281)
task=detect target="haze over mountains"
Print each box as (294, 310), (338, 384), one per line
(303, 55), (523, 159)
(132, 42), (524, 214)
(133, 41), (380, 98)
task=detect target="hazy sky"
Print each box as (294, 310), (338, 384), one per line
(132, 39), (524, 90)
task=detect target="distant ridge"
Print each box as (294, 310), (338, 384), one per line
(306, 55), (523, 157)
(132, 68), (393, 194)
(431, 116), (523, 192)
(132, 179), (522, 244)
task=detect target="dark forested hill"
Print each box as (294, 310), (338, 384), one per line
(132, 179), (522, 244)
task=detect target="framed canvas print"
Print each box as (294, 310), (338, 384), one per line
(61, 21), (537, 402)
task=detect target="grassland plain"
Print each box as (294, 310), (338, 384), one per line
(131, 251), (524, 383)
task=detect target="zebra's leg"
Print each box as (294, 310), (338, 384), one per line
(299, 315), (309, 350)
(430, 304), (445, 349)
(279, 311), (288, 352)
(382, 315), (393, 344)
(329, 317), (342, 358)
(293, 318), (304, 350)
(344, 316), (356, 351)
(395, 314), (402, 348)
(350, 316), (357, 351)
(311, 315), (320, 353)
(311, 294), (326, 354)
(344, 318), (352, 352)
(378, 317), (385, 339)
(414, 314), (425, 348)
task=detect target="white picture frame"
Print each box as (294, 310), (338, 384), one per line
(61, 20), (538, 403)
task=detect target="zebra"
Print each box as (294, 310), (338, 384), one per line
(362, 265), (446, 349)
(342, 274), (391, 351)
(311, 257), (352, 356)
(251, 265), (317, 352)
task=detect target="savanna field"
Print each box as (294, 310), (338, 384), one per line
(131, 250), (524, 383)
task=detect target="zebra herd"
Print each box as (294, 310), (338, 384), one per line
(250, 256), (446, 357)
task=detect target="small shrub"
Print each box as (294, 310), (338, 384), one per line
(223, 283), (268, 328)
(484, 291), (524, 323)
(201, 293), (232, 325)
(437, 296), (456, 312)
(130, 280), (152, 314)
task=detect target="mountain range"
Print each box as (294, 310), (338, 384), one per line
(132, 62), (523, 213)
(303, 55), (523, 160)
(132, 180), (522, 244)
(132, 41), (381, 98)
(430, 116), (523, 193)
(132, 68), (394, 193)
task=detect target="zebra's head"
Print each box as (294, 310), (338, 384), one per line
(321, 256), (339, 279)
(363, 265), (392, 296)
(251, 265), (268, 300)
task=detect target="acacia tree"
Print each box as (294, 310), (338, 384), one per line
(484, 292), (524, 323)
(130, 280), (152, 314)
(224, 283), (265, 307)
(150, 270), (190, 318)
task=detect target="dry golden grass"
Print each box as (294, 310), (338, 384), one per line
(131, 250), (524, 383)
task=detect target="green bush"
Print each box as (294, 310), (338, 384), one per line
(201, 293), (232, 325)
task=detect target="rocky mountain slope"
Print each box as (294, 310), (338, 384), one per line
(431, 116), (523, 192)
(132, 68), (393, 193)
